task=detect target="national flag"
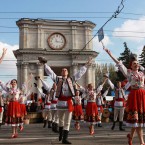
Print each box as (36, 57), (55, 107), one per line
(98, 27), (104, 42)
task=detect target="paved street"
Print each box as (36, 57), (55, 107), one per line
(0, 122), (142, 145)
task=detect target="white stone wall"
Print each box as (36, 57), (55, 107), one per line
(15, 19), (98, 93)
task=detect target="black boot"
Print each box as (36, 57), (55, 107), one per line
(54, 123), (59, 133)
(52, 122), (55, 132)
(59, 127), (63, 141)
(43, 120), (47, 128)
(62, 130), (71, 144)
(48, 121), (52, 128)
(111, 121), (116, 130)
(119, 121), (125, 131)
(98, 123), (102, 127)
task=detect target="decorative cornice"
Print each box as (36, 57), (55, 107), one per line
(13, 49), (99, 57)
(16, 18), (96, 28)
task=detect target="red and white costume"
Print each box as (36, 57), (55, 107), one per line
(72, 95), (84, 121)
(108, 79), (126, 122)
(50, 88), (59, 124)
(0, 91), (4, 124)
(83, 86), (103, 123)
(117, 61), (145, 127)
(0, 82), (21, 126)
(44, 64), (87, 131)
(37, 87), (52, 122)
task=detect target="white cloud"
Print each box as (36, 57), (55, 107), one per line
(113, 16), (145, 43)
(0, 42), (18, 60)
(136, 45), (144, 56)
(0, 42), (18, 82)
(93, 35), (113, 53)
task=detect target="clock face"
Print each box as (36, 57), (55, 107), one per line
(48, 33), (66, 50)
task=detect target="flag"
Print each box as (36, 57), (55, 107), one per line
(98, 27), (104, 42)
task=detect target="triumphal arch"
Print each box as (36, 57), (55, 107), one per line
(14, 18), (98, 92)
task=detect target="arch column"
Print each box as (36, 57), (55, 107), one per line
(21, 63), (28, 85)
(72, 63), (78, 75)
(71, 26), (77, 50)
(37, 63), (44, 89)
(16, 63), (21, 88)
(37, 25), (43, 48)
(92, 64), (96, 87)
(86, 64), (92, 85)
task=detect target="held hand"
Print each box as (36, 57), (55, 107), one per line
(3, 48), (7, 53)
(2, 48), (7, 55)
(104, 48), (111, 55)
(85, 57), (92, 66)
(34, 83), (37, 88)
(102, 78), (108, 86)
(34, 76), (40, 81)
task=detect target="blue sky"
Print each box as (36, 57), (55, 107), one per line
(0, 0), (145, 82)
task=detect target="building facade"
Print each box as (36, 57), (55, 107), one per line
(14, 18), (98, 93)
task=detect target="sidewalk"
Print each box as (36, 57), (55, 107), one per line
(0, 122), (142, 145)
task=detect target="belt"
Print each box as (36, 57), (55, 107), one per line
(131, 87), (144, 90)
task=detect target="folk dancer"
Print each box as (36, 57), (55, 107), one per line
(18, 86), (31, 132)
(50, 83), (59, 133)
(83, 78), (107, 135)
(96, 87), (110, 127)
(104, 48), (145, 145)
(0, 79), (21, 138)
(108, 79), (126, 131)
(72, 88), (84, 131)
(0, 89), (4, 127)
(35, 82), (52, 128)
(38, 56), (92, 144)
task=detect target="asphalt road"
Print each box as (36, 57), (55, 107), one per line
(0, 121), (142, 145)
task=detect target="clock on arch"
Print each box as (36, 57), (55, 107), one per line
(48, 32), (66, 50)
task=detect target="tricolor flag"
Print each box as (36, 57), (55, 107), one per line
(98, 27), (104, 42)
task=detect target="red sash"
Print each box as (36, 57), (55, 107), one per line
(0, 107), (2, 113)
(116, 98), (124, 102)
(115, 98), (125, 107)
(58, 96), (74, 112)
(51, 100), (58, 104)
(45, 103), (51, 105)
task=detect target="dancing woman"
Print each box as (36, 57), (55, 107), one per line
(104, 48), (145, 145)
(0, 79), (21, 138)
(83, 78), (108, 135)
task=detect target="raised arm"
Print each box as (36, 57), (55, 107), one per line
(102, 87), (110, 98)
(44, 64), (57, 82)
(40, 79), (51, 91)
(107, 79), (115, 90)
(104, 48), (128, 77)
(73, 57), (92, 81)
(37, 87), (46, 98)
(104, 48), (119, 64)
(0, 81), (9, 92)
(0, 48), (7, 64)
(96, 77), (108, 95)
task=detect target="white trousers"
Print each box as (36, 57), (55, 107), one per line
(0, 108), (4, 123)
(114, 107), (125, 122)
(98, 111), (102, 124)
(42, 109), (52, 121)
(58, 110), (72, 131)
(51, 110), (59, 124)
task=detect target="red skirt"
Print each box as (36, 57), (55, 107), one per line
(5, 101), (22, 126)
(97, 105), (104, 113)
(20, 104), (27, 117)
(124, 89), (145, 127)
(72, 104), (84, 121)
(84, 102), (100, 122)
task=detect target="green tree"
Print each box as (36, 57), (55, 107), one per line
(139, 46), (145, 67)
(95, 63), (117, 95)
(117, 42), (131, 81)
(118, 42), (131, 68)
